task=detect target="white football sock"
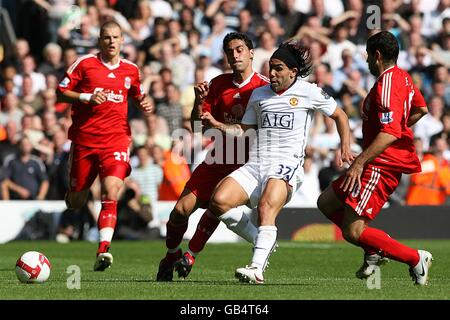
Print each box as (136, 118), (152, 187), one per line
(218, 207), (257, 244)
(251, 225), (278, 271)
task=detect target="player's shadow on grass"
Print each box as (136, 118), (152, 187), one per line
(81, 279), (313, 286)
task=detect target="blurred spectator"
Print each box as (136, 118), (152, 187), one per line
(252, 31), (276, 73)
(129, 145), (163, 207)
(153, 143), (191, 201)
(1, 136), (49, 200)
(279, 0), (308, 39)
(414, 96), (445, 150)
(56, 191), (96, 243)
(58, 14), (97, 55)
(289, 155), (321, 207)
(114, 181), (160, 240)
(318, 149), (346, 191)
(322, 23), (357, 71)
(0, 121), (21, 165)
(18, 75), (43, 114)
(202, 12), (234, 64)
(0, 93), (25, 130)
(406, 132), (450, 205)
(37, 42), (65, 79)
(13, 55), (47, 95)
(145, 112), (172, 151)
(46, 128), (70, 200)
(236, 9), (257, 44)
(156, 83), (184, 134)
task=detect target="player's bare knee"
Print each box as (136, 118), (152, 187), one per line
(209, 194), (229, 217)
(342, 226), (363, 245)
(171, 201), (191, 222)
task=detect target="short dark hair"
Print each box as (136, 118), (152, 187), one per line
(223, 32), (254, 51)
(276, 40), (313, 78)
(100, 21), (122, 37)
(366, 31), (399, 63)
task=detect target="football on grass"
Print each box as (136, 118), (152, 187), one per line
(15, 251), (51, 283)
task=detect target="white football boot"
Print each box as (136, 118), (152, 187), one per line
(355, 253), (390, 279)
(409, 250), (433, 286)
(235, 265), (265, 284)
(93, 252), (113, 271)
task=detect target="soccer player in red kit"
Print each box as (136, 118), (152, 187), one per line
(56, 21), (153, 271)
(156, 32), (269, 281)
(317, 31), (433, 285)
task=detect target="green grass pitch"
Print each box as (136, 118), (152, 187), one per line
(0, 240), (449, 300)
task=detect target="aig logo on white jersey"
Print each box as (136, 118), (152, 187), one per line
(261, 111), (294, 130)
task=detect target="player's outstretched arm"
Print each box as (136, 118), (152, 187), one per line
(329, 107), (354, 166)
(56, 89), (107, 105)
(200, 111), (255, 136)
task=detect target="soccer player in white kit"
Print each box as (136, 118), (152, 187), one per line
(203, 40), (354, 284)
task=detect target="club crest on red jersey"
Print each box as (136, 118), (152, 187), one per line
(124, 76), (131, 89)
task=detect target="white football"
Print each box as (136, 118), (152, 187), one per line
(15, 251), (51, 283)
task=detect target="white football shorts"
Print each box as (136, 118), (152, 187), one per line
(228, 161), (304, 208)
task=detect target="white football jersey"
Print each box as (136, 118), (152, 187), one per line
(242, 79), (337, 167)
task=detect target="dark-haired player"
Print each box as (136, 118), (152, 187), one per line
(204, 40), (354, 284)
(57, 21), (153, 271)
(156, 32), (269, 281)
(317, 31), (432, 285)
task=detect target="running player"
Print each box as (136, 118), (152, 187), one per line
(57, 21), (153, 271)
(317, 31), (432, 285)
(206, 39), (354, 284)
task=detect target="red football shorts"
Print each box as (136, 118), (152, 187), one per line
(185, 162), (242, 207)
(68, 143), (131, 192)
(332, 164), (402, 220)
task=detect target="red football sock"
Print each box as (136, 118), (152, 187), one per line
(166, 220), (188, 250)
(188, 210), (220, 254)
(359, 227), (419, 266)
(97, 199), (117, 255)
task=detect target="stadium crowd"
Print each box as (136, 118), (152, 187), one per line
(0, 0), (449, 240)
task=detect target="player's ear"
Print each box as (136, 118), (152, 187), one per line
(249, 48), (254, 60)
(375, 49), (382, 62)
(290, 67), (298, 79)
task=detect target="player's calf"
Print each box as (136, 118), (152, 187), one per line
(65, 190), (89, 209)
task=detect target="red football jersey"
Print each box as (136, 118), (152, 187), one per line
(58, 53), (143, 148)
(362, 65), (427, 174)
(201, 72), (269, 166)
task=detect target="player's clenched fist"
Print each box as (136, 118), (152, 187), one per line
(194, 81), (209, 101)
(91, 91), (108, 105)
(139, 94), (154, 114)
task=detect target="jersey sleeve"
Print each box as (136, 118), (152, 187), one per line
(58, 57), (84, 93)
(309, 84), (337, 116)
(411, 83), (427, 108)
(128, 67), (144, 99)
(241, 92), (258, 125)
(376, 72), (404, 138)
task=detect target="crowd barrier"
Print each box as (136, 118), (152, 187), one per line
(0, 201), (448, 243)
